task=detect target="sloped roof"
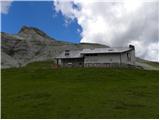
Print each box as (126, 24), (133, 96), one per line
(81, 47), (131, 54)
(56, 47), (132, 59)
(56, 50), (82, 59)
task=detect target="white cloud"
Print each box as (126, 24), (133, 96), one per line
(53, 0), (159, 61)
(1, 0), (13, 14)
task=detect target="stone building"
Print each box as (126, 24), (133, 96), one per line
(56, 45), (135, 67)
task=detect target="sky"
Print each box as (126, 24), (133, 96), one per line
(1, 0), (159, 61)
(1, 1), (82, 43)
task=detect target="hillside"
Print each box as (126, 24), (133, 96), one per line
(1, 26), (107, 68)
(136, 58), (159, 70)
(1, 61), (159, 118)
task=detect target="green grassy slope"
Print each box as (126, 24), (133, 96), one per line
(1, 61), (159, 119)
(136, 57), (159, 70)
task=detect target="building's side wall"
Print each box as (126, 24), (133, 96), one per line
(121, 52), (128, 64)
(84, 49), (135, 67)
(84, 53), (121, 67)
(130, 49), (136, 64)
(61, 58), (84, 67)
(84, 53), (121, 63)
(121, 49), (135, 65)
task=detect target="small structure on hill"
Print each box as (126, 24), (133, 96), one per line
(55, 45), (135, 67)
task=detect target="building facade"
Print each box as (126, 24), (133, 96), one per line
(56, 45), (135, 67)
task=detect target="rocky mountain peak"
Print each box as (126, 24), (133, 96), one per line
(18, 25), (52, 39)
(19, 25), (36, 33)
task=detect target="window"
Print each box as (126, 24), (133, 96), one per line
(85, 54), (98, 56)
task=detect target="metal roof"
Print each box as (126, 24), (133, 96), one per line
(56, 50), (82, 59)
(81, 47), (131, 54)
(56, 47), (132, 59)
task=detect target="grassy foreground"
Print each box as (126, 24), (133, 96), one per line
(1, 61), (159, 118)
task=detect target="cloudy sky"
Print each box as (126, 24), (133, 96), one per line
(1, 0), (159, 61)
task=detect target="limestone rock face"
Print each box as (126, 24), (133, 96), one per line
(1, 26), (107, 68)
(1, 52), (19, 69)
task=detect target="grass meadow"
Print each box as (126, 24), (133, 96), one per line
(1, 61), (159, 118)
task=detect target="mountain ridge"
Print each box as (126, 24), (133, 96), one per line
(1, 26), (108, 68)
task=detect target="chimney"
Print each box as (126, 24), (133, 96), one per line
(129, 45), (135, 50)
(65, 50), (70, 56)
